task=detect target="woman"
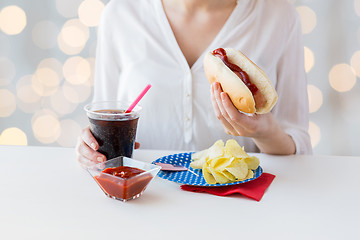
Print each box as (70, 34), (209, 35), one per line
(76, 0), (312, 166)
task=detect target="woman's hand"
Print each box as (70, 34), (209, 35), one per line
(210, 82), (295, 155)
(76, 126), (106, 168)
(75, 126), (140, 167)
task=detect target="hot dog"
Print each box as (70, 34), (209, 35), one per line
(204, 48), (278, 114)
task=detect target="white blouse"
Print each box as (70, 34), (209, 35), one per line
(93, 0), (313, 154)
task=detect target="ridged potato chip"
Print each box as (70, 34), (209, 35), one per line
(225, 139), (248, 158)
(190, 149), (207, 169)
(244, 156), (260, 170)
(209, 156), (234, 171)
(202, 165), (216, 184)
(220, 169), (236, 182)
(246, 169), (254, 179)
(225, 158), (248, 180)
(208, 139), (225, 159)
(209, 165), (231, 184)
(191, 139), (260, 184)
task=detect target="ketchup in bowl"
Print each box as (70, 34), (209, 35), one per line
(95, 166), (153, 200)
(87, 157), (161, 202)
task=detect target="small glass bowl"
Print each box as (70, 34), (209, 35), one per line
(87, 157), (161, 202)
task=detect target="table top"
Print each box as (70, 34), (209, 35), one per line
(1, 145), (359, 240)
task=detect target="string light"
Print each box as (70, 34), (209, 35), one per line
(78, 0), (105, 27)
(296, 6), (317, 34)
(0, 89), (16, 117)
(0, 127), (28, 145)
(31, 109), (61, 144)
(308, 121), (321, 148)
(0, 5), (27, 35)
(32, 67), (61, 97)
(63, 56), (91, 85)
(58, 18), (89, 55)
(50, 89), (78, 115)
(304, 46), (315, 73)
(329, 64), (357, 92)
(308, 84), (323, 113)
(16, 75), (42, 114)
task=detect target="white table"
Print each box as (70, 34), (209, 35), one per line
(1, 145), (359, 240)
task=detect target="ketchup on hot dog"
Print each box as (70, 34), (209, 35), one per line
(213, 48), (258, 95)
(212, 48), (266, 109)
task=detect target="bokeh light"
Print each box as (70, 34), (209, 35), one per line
(58, 36), (83, 56)
(16, 75), (41, 103)
(32, 67), (61, 96)
(58, 18), (89, 55)
(296, 6), (317, 34)
(0, 57), (16, 86)
(32, 21), (59, 49)
(0, 5), (27, 35)
(38, 58), (63, 78)
(86, 57), (96, 86)
(16, 75), (42, 114)
(31, 109), (61, 144)
(63, 56), (91, 85)
(307, 84), (323, 113)
(308, 121), (321, 148)
(350, 50), (360, 77)
(0, 89), (16, 117)
(304, 46), (315, 73)
(55, 0), (83, 18)
(62, 82), (80, 104)
(0, 127), (27, 145)
(57, 119), (82, 147)
(63, 81), (91, 103)
(78, 0), (105, 27)
(61, 20), (89, 48)
(329, 63), (357, 92)
(50, 89), (78, 115)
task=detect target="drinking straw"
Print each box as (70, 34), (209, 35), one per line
(125, 84), (152, 113)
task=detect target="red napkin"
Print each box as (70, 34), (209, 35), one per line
(180, 173), (275, 201)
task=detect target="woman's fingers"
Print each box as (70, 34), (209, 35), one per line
(76, 126), (143, 168)
(210, 83), (222, 117)
(211, 82), (274, 139)
(76, 137), (104, 160)
(212, 83), (229, 118)
(220, 92), (257, 127)
(76, 127), (106, 167)
(81, 126), (99, 151)
(211, 83), (239, 135)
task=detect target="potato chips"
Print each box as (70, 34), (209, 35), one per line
(190, 139), (260, 184)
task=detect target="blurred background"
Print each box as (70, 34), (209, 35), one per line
(0, 0), (359, 155)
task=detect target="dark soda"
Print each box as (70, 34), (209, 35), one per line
(88, 109), (139, 160)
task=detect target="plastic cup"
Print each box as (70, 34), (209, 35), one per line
(84, 101), (142, 160)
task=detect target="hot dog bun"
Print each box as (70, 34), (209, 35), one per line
(204, 48), (278, 114)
